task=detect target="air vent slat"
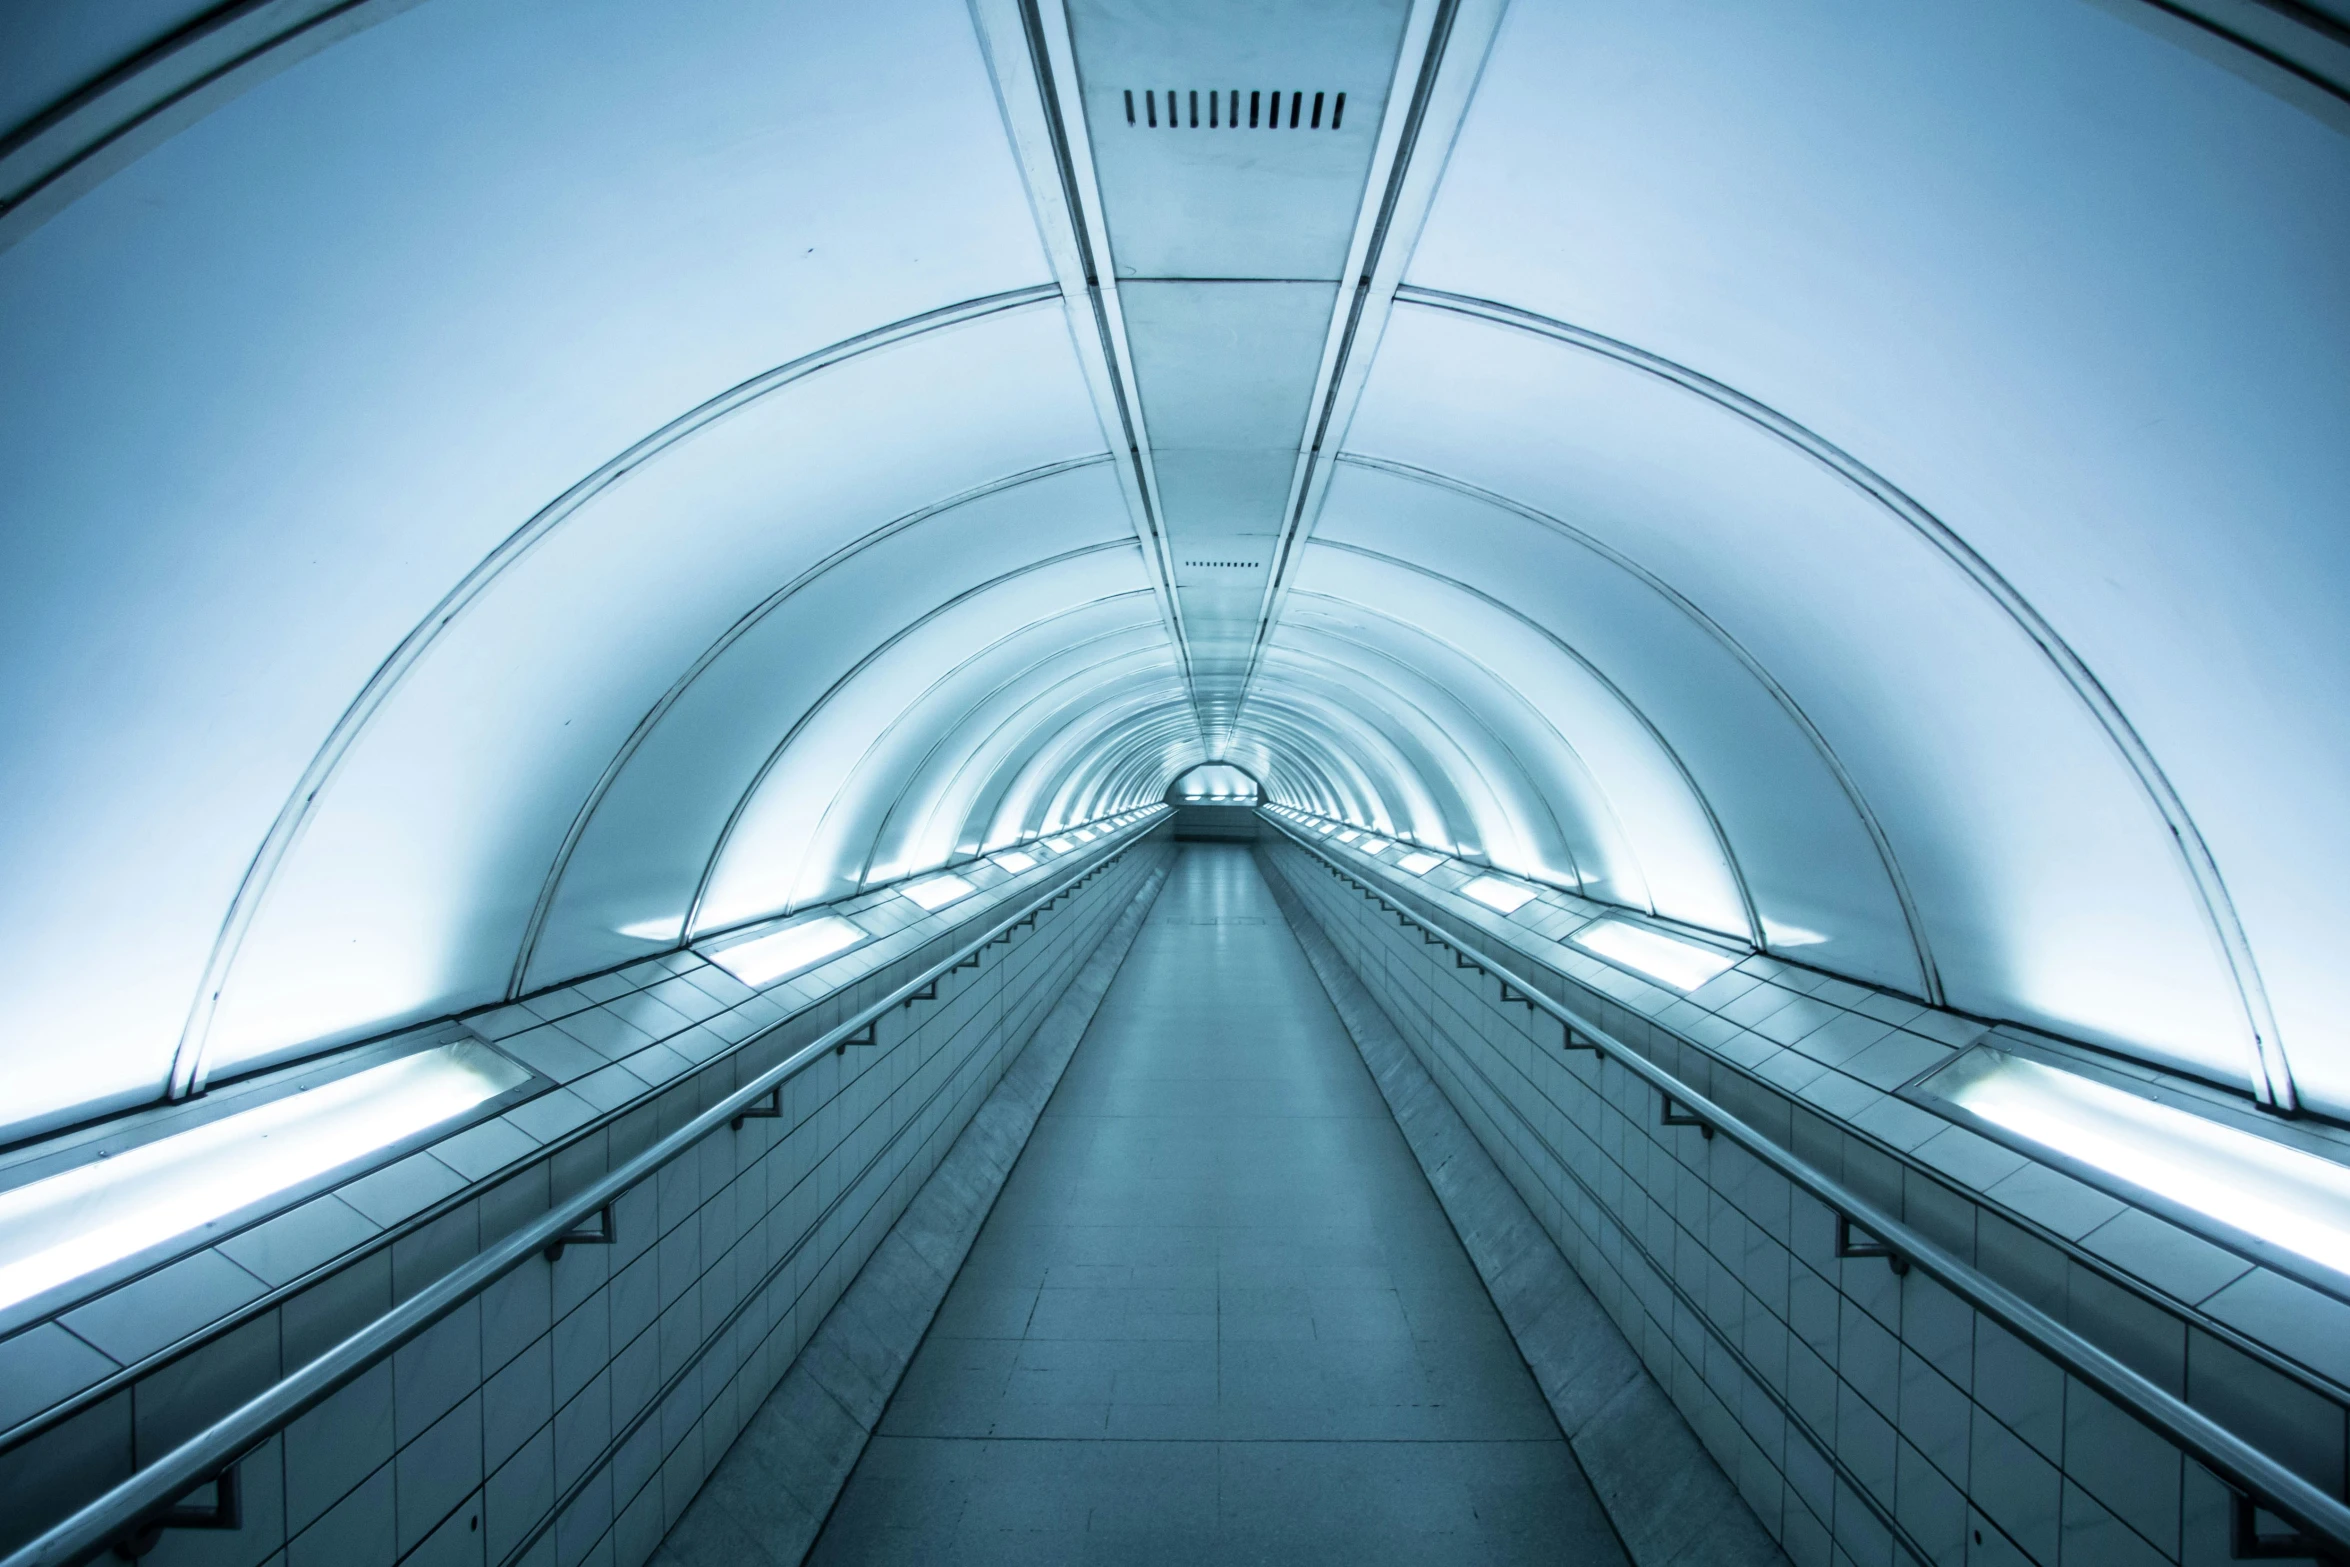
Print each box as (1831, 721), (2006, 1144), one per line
(1124, 89), (1348, 131)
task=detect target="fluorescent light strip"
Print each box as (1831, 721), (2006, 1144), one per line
(1045, 837), (1075, 853)
(902, 873), (977, 911)
(1462, 875), (1536, 915)
(1939, 1050), (2350, 1280)
(707, 914), (865, 987)
(1398, 851), (1443, 875)
(1336, 830), (1360, 843)
(1572, 917), (1738, 991)
(1359, 838), (1391, 854)
(994, 850), (1037, 874)
(0, 1043), (527, 1316)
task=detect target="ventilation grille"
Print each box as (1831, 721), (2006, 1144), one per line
(1183, 558), (1262, 569)
(1125, 89), (1345, 131)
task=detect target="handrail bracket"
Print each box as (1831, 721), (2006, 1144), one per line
(544, 1203), (616, 1264)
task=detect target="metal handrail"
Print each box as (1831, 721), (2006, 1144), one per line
(1265, 817), (2350, 1561)
(2, 822), (1164, 1567)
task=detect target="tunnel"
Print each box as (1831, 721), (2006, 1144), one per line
(1, 0), (2348, 1564)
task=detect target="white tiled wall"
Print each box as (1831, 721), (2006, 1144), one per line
(1259, 829), (2348, 1567)
(0, 829), (1169, 1567)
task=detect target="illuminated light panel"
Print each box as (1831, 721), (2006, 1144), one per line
(1398, 851), (1444, 875)
(903, 873), (978, 911)
(1317, 822), (1338, 835)
(1936, 1050), (2350, 1279)
(616, 916), (682, 942)
(1762, 917), (1831, 948)
(1359, 838), (1391, 854)
(0, 1042), (527, 1316)
(1045, 837), (1076, 853)
(1572, 918), (1739, 991)
(1462, 875), (1537, 915)
(707, 914), (866, 987)
(1336, 830), (1361, 843)
(994, 850), (1037, 874)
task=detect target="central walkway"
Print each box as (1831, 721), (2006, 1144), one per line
(808, 844), (1626, 1564)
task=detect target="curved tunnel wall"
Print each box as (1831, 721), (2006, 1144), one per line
(0, 0), (2344, 1140)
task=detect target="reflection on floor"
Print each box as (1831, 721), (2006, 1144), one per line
(806, 845), (1628, 1564)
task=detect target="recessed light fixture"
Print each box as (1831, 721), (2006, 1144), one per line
(1571, 918), (1738, 991)
(1045, 836), (1076, 853)
(994, 850), (1037, 874)
(1398, 851), (1443, 875)
(1930, 1049), (2350, 1280)
(902, 873), (978, 912)
(1359, 837), (1392, 854)
(707, 914), (866, 986)
(0, 1043), (528, 1317)
(1462, 875), (1537, 915)
(616, 916), (682, 942)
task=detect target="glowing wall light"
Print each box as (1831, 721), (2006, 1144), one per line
(616, 916), (683, 942)
(1336, 830), (1361, 844)
(994, 850), (1038, 874)
(1931, 1050), (2350, 1278)
(1398, 851), (1444, 875)
(1359, 838), (1391, 855)
(1045, 837), (1076, 853)
(0, 1042), (528, 1316)
(1572, 918), (1739, 991)
(902, 872), (977, 911)
(1462, 875), (1537, 915)
(706, 913), (866, 986)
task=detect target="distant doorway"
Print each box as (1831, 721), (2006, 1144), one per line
(1167, 764), (1261, 840)
(1166, 763), (1261, 804)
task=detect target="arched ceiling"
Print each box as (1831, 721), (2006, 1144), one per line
(0, 0), (2344, 1140)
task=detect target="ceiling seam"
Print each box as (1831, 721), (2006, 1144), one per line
(505, 454), (1117, 996)
(682, 542), (1143, 938)
(1297, 551), (1766, 948)
(1394, 285), (2291, 1108)
(987, 0), (1210, 742)
(1334, 451), (1945, 1005)
(171, 285), (1062, 1097)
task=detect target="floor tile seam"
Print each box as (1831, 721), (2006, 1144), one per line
(1261, 856), (1662, 1567)
(1269, 849), (1811, 1567)
(858, 1433), (1571, 1445)
(1030, 1111), (1391, 1121)
(707, 856), (1176, 1566)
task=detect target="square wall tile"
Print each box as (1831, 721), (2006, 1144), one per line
(0, 1321), (120, 1431)
(288, 1463), (394, 1567)
(1970, 1407), (2061, 1565)
(64, 1251), (270, 1365)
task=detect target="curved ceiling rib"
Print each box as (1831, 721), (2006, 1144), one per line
(1388, 285), (2290, 1106)
(685, 543), (1144, 936)
(1276, 596), (1682, 899)
(792, 600), (1178, 896)
(1271, 620), (1584, 888)
(1289, 548), (1760, 944)
(856, 628), (1175, 881)
(1246, 656), (1508, 867)
(894, 641), (1182, 858)
(1, 0), (2342, 1141)
(173, 284), (1064, 1097)
(1234, 695), (1451, 844)
(1335, 452), (1943, 1003)
(508, 453), (1115, 993)
(966, 689), (1194, 847)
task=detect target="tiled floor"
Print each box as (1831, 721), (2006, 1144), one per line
(805, 844), (1628, 1565)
